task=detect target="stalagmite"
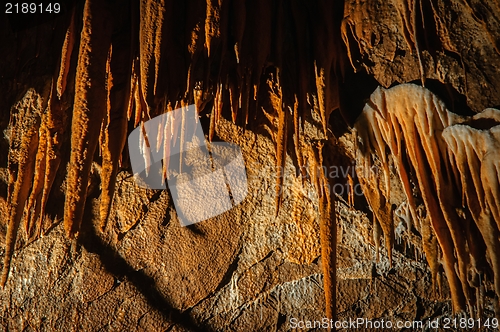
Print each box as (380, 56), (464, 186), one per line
(64, 0), (113, 237)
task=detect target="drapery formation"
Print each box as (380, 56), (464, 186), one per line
(355, 83), (500, 315)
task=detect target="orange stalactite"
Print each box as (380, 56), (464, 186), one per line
(56, 7), (76, 99)
(100, 16), (133, 230)
(270, 81), (287, 216)
(25, 81), (65, 239)
(2, 0), (350, 319)
(2, 91), (42, 287)
(64, 0), (113, 238)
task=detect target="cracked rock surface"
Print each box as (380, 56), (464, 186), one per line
(1, 117), (481, 331)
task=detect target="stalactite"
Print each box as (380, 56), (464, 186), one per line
(215, 82), (223, 124)
(356, 84), (467, 311)
(307, 144), (321, 210)
(193, 84), (204, 114)
(64, 0), (113, 238)
(227, 70), (239, 124)
(290, 0), (311, 133)
(272, 83), (287, 216)
(315, 64), (329, 136)
(7, 0), (497, 324)
(317, 142), (337, 323)
(209, 82), (223, 141)
(56, 7), (76, 99)
(204, 0), (220, 58)
(134, 72), (146, 126)
(161, 104), (173, 181)
(2, 91), (42, 287)
(155, 106), (165, 153)
(24, 81), (65, 239)
(24, 105), (48, 238)
(249, 0), (271, 106)
(347, 173), (354, 209)
(241, 71), (251, 127)
(412, 0), (426, 86)
(357, 161), (394, 266)
(99, 19), (133, 230)
(293, 96), (305, 179)
(19, 6), (77, 241)
(186, 26), (203, 102)
(355, 83), (500, 314)
(420, 209), (439, 293)
(443, 111), (500, 313)
(395, 0), (417, 52)
(140, 121), (152, 177)
(231, 0), (246, 64)
(139, 0), (166, 115)
(128, 60), (138, 122)
(3, 0), (352, 321)
(372, 215), (382, 262)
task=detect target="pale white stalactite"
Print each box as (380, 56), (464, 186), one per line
(355, 83), (500, 314)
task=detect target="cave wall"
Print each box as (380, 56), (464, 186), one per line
(0, 116), (461, 331)
(342, 0), (500, 112)
(0, 0), (499, 331)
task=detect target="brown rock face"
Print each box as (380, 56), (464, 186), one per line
(342, 0), (500, 112)
(0, 0), (499, 331)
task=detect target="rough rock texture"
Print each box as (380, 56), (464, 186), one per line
(342, 0), (500, 112)
(0, 116), (471, 331)
(1, 0), (500, 331)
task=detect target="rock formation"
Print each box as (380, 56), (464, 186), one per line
(0, 0), (499, 330)
(355, 83), (500, 316)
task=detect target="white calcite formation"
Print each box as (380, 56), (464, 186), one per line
(355, 83), (500, 315)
